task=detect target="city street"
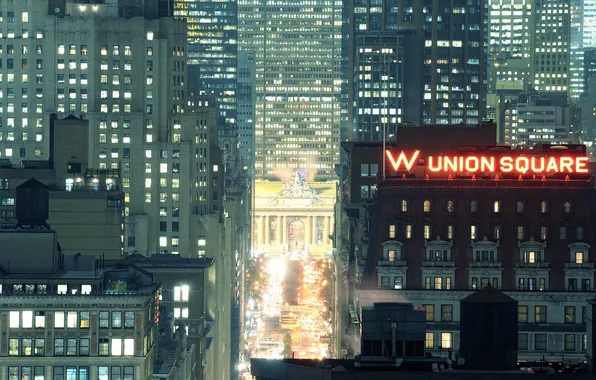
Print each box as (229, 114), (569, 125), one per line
(245, 251), (334, 360)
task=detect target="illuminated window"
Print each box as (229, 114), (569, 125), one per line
(425, 334), (434, 351)
(516, 201), (524, 213)
(575, 252), (584, 264)
(111, 338), (122, 356)
(54, 312), (65, 328)
(517, 225), (524, 240)
(423, 200), (431, 213)
(405, 224), (412, 239)
(470, 225), (477, 240)
(22, 311), (33, 328)
(147, 32), (154, 40)
(493, 201), (501, 213)
(124, 338), (134, 355)
(67, 311), (77, 328)
(400, 199), (408, 213)
(388, 224), (396, 239)
(10, 311), (20, 328)
(446, 200), (455, 213)
(423, 224), (431, 239)
(564, 202), (571, 214)
(540, 201), (548, 213)
(440, 332), (452, 348)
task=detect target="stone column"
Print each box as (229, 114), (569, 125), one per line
(284, 216), (291, 245)
(260, 215), (265, 248)
(323, 216), (330, 247)
(327, 216), (333, 246)
(264, 215), (270, 246)
(305, 216), (311, 247)
(275, 216), (282, 246)
(313, 216), (318, 245)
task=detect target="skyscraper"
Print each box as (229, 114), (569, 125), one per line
(570, 0), (584, 100)
(238, 1), (343, 181)
(345, 1), (423, 141)
(174, 0), (238, 126)
(532, 0), (571, 93)
(348, 0), (485, 131)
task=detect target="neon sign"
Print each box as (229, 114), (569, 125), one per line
(385, 150), (589, 174)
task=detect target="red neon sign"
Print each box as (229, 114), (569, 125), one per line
(385, 150), (589, 174)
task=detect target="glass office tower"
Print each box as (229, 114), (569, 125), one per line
(174, 0), (238, 125)
(238, 0), (343, 181)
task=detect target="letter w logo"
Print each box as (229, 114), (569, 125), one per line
(385, 150), (420, 171)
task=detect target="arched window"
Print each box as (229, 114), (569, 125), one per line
(540, 201), (549, 214)
(423, 200), (432, 213)
(446, 200), (455, 213)
(493, 201), (502, 213)
(516, 201), (524, 213)
(563, 201), (571, 214)
(400, 199), (409, 213)
(470, 200), (478, 213)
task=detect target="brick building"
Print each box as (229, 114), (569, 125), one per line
(334, 123), (594, 363)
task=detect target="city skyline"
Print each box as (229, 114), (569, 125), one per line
(1, 1), (596, 380)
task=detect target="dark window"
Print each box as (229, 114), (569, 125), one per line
(535, 334), (547, 351)
(518, 333), (528, 350)
(440, 305), (453, 321)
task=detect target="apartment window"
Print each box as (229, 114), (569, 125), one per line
(425, 332), (434, 349)
(54, 338), (64, 355)
(124, 338), (134, 356)
(470, 225), (477, 240)
(112, 312), (122, 328)
(424, 305), (434, 321)
(80, 312), (90, 328)
(540, 226), (548, 240)
(55, 311), (65, 328)
(565, 306), (575, 324)
(425, 277), (432, 290)
(394, 277), (403, 289)
(96, 311), (108, 328)
(535, 334), (547, 351)
(565, 334), (576, 352)
(440, 332), (452, 349)
(493, 201), (501, 213)
(80, 338), (90, 356)
(535, 306), (547, 323)
(22, 310), (33, 328)
(518, 333), (529, 351)
(10, 311), (20, 328)
(576, 226), (584, 240)
(67, 311), (77, 328)
(518, 305), (528, 323)
(124, 312), (135, 328)
(400, 199), (408, 213)
(516, 201), (524, 213)
(440, 305), (453, 322)
(35, 311), (45, 328)
(99, 338), (109, 356)
(111, 338), (122, 356)
(9, 338), (19, 356)
(423, 200), (431, 213)
(434, 277), (442, 290)
(540, 201), (548, 213)
(21, 338), (33, 356)
(493, 225), (501, 240)
(560, 226), (567, 240)
(388, 224), (396, 239)
(34, 338), (45, 356)
(470, 200), (478, 212)
(516, 225), (524, 240)
(423, 224), (431, 239)
(66, 338), (77, 355)
(564, 201), (572, 214)
(446, 200), (455, 213)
